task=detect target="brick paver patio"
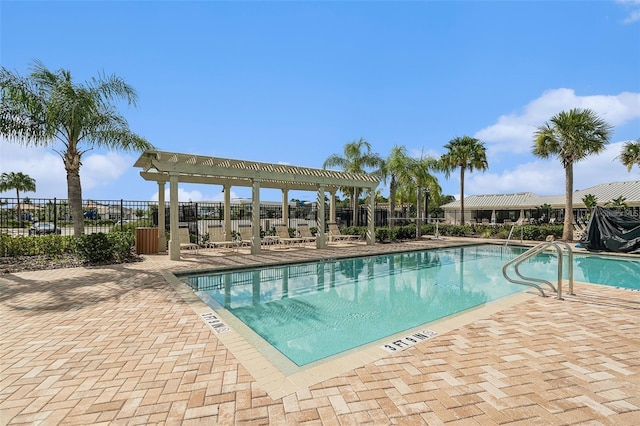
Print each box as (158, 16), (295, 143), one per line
(1, 239), (639, 425)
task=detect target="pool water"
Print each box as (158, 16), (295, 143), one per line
(185, 244), (640, 366)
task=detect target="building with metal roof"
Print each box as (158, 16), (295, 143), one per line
(441, 181), (640, 225)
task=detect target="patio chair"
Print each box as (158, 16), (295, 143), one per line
(237, 224), (254, 247)
(296, 223), (316, 244)
(179, 227), (199, 254)
(328, 222), (361, 242)
(238, 224), (278, 248)
(205, 225), (238, 251)
(274, 224), (305, 246)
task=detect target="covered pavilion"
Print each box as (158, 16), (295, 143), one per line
(134, 150), (380, 260)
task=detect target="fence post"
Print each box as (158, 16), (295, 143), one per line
(54, 198), (57, 231)
(120, 199), (124, 230)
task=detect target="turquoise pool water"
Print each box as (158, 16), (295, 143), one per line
(184, 245), (640, 366)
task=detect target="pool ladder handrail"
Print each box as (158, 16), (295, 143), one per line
(502, 241), (574, 299)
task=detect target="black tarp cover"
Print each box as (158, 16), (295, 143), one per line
(582, 206), (640, 253)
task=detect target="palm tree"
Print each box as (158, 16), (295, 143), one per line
(439, 136), (488, 225)
(617, 138), (640, 172)
(323, 138), (383, 226)
(381, 145), (411, 230)
(0, 60), (153, 236)
(533, 108), (612, 241)
(405, 155), (441, 236)
(582, 194), (598, 215)
(605, 196), (627, 211)
(0, 171), (36, 228)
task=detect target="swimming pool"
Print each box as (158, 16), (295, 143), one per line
(184, 244), (640, 366)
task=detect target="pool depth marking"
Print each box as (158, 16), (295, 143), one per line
(201, 312), (230, 333)
(380, 329), (438, 353)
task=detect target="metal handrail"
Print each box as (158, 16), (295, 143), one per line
(502, 241), (574, 299)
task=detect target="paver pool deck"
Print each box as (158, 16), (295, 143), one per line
(1, 238), (639, 425)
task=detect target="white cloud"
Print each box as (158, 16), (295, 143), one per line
(0, 138), (138, 199)
(0, 141), (67, 198)
(464, 141), (640, 196)
(624, 10), (640, 23)
(81, 152), (135, 190)
(475, 89), (640, 154)
(617, 0), (640, 23)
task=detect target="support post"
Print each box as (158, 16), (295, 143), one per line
(168, 172), (180, 260)
(251, 179), (261, 254)
(224, 184), (231, 241)
(158, 180), (166, 253)
(282, 189), (289, 226)
(368, 189), (375, 245)
(317, 185), (327, 249)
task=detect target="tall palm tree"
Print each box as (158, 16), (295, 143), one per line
(439, 136), (488, 225)
(323, 138), (383, 226)
(0, 171), (36, 228)
(405, 155), (441, 236)
(382, 145), (411, 230)
(617, 138), (640, 172)
(533, 108), (612, 241)
(0, 60), (153, 236)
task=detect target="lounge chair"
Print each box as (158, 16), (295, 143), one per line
(328, 223), (361, 242)
(237, 224), (254, 247)
(205, 225), (238, 251)
(274, 224), (305, 246)
(179, 227), (199, 254)
(296, 223), (316, 244)
(238, 224), (278, 248)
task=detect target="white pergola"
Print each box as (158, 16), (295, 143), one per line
(134, 150), (380, 260)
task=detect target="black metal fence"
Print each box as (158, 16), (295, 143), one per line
(0, 198), (403, 238)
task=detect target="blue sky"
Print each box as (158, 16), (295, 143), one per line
(1, 1), (639, 204)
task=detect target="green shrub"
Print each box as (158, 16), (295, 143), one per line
(375, 227), (391, 243)
(107, 231), (135, 262)
(36, 234), (75, 257)
(74, 233), (112, 263)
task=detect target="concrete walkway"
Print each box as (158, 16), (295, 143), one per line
(1, 239), (639, 424)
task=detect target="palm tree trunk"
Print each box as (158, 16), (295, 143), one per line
(16, 189), (22, 229)
(563, 163), (574, 241)
(64, 149), (85, 237)
(459, 166), (465, 225)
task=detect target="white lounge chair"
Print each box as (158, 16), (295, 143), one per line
(328, 223), (361, 242)
(179, 227), (199, 254)
(274, 224), (305, 246)
(205, 225), (238, 251)
(296, 223), (316, 244)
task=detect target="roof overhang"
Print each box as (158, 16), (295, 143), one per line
(134, 150), (380, 192)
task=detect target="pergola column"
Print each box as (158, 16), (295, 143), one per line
(329, 190), (336, 224)
(251, 179), (261, 254)
(281, 189), (289, 226)
(157, 180), (166, 253)
(168, 172), (180, 260)
(317, 185), (327, 249)
(367, 189), (375, 245)
(224, 183), (231, 241)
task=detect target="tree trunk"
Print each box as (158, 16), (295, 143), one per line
(64, 149), (85, 237)
(563, 163), (574, 241)
(389, 176), (396, 230)
(459, 166), (465, 225)
(16, 189), (22, 229)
